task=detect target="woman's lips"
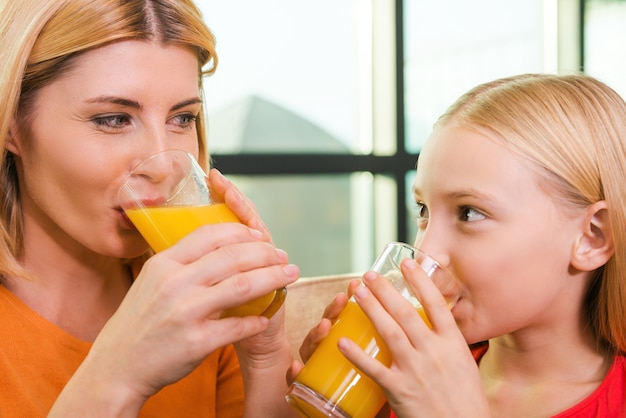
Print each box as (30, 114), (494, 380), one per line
(118, 208), (137, 230)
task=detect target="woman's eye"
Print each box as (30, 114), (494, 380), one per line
(170, 113), (198, 129)
(460, 206), (485, 222)
(92, 114), (131, 129)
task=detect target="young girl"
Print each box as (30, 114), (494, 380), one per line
(0, 0), (300, 416)
(297, 74), (626, 417)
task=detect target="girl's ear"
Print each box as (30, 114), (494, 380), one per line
(6, 118), (22, 155)
(571, 200), (614, 272)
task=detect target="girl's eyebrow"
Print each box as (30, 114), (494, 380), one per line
(413, 185), (497, 203)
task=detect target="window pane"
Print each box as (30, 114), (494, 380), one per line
(199, 1), (365, 154)
(584, 0), (626, 98)
(403, 0), (547, 152)
(228, 174), (378, 277)
(405, 170), (418, 246)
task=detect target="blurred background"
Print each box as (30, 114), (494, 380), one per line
(198, 0), (626, 277)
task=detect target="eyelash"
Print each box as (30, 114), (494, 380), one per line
(414, 202), (485, 223)
(460, 206), (485, 222)
(91, 112), (198, 131)
(92, 114), (131, 130)
(171, 113), (198, 130)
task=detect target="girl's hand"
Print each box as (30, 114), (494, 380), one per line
(286, 279), (360, 383)
(337, 260), (489, 417)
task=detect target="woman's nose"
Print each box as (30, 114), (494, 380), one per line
(132, 150), (177, 183)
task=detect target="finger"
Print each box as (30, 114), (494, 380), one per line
(354, 277), (418, 340)
(208, 169), (272, 241)
(182, 240), (289, 284)
(336, 335), (392, 387)
(163, 222), (267, 265)
(346, 279), (361, 298)
(286, 360), (304, 385)
(299, 318), (332, 362)
(400, 259), (456, 331)
(320, 292), (350, 321)
(194, 315), (271, 353)
(358, 272), (431, 358)
(197, 262), (299, 316)
(206, 168), (230, 203)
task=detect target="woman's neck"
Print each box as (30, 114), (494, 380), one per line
(3, 239), (132, 342)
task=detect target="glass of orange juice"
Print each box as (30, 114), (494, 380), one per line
(285, 242), (461, 418)
(118, 149), (286, 319)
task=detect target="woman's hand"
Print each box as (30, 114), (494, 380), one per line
(114, 224), (296, 389)
(336, 260), (489, 418)
(208, 168), (273, 243)
(52, 170), (299, 416)
(209, 168), (301, 417)
(51, 220), (297, 416)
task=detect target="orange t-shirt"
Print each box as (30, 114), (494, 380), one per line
(0, 285), (244, 417)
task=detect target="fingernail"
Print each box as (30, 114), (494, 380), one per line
(354, 285), (368, 299)
(231, 188), (244, 203)
(282, 264), (299, 278)
(337, 337), (350, 351)
(276, 248), (288, 262)
(402, 259), (418, 270)
(250, 228), (264, 239)
(363, 271), (377, 282)
(210, 168), (226, 184)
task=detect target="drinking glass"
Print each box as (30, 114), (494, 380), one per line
(119, 149), (286, 318)
(285, 242), (461, 418)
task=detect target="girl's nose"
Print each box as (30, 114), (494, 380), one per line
(413, 224), (450, 267)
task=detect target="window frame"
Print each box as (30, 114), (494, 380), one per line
(209, 0), (586, 247)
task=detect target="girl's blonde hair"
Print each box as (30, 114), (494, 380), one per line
(0, 0), (217, 278)
(436, 73), (626, 352)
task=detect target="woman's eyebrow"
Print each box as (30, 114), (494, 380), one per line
(83, 96), (203, 111)
(85, 95), (142, 109)
(171, 97), (203, 111)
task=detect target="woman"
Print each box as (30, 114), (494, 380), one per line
(0, 0), (299, 416)
(298, 74), (626, 417)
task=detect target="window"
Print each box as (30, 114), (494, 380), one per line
(199, 1), (586, 277)
(583, 0), (626, 97)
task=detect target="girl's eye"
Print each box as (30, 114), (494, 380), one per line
(460, 206), (485, 222)
(92, 114), (131, 130)
(415, 201), (429, 219)
(415, 201), (429, 227)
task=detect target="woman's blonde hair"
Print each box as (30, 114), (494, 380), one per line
(0, 0), (217, 278)
(436, 73), (626, 352)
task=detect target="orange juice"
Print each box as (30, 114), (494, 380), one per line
(287, 298), (430, 418)
(125, 203), (283, 318)
(125, 203), (239, 252)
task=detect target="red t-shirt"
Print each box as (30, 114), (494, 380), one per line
(390, 343), (626, 417)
